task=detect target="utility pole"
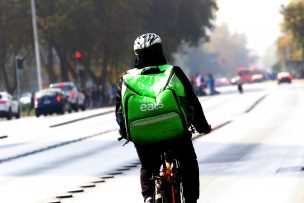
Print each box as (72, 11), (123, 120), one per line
(75, 51), (83, 90)
(31, 0), (43, 90)
(15, 55), (22, 113)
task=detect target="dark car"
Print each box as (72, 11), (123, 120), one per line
(34, 88), (69, 117)
(277, 71), (292, 84)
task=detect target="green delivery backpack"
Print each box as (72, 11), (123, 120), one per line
(121, 64), (189, 144)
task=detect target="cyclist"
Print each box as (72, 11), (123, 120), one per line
(115, 33), (211, 203)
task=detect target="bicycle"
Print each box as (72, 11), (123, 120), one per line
(152, 150), (185, 203)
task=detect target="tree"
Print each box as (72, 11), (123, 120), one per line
(281, 1), (304, 60)
(0, 0), (32, 93)
(1, 0), (218, 91)
(277, 32), (301, 64)
(175, 23), (254, 77)
(37, 0), (93, 81)
(135, 0), (217, 57)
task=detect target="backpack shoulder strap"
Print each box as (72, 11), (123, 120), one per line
(125, 68), (141, 75)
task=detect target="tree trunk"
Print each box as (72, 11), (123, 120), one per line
(55, 46), (69, 82)
(99, 53), (109, 87)
(301, 45), (304, 62)
(83, 55), (99, 85)
(2, 63), (15, 93)
(46, 43), (56, 83)
(0, 52), (15, 93)
(0, 60), (3, 88)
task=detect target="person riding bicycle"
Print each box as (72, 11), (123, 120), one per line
(115, 33), (211, 203)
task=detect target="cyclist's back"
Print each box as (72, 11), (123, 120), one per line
(115, 33), (211, 203)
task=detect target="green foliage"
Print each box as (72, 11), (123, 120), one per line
(280, 1), (304, 74)
(0, 0), (32, 92)
(282, 1), (304, 48)
(0, 0), (217, 92)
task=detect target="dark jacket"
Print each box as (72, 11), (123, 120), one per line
(115, 65), (211, 138)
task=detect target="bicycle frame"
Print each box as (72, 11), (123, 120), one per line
(153, 151), (185, 203)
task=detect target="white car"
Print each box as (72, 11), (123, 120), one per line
(277, 71), (292, 84)
(49, 82), (86, 111)
(0, 92), (20, 120)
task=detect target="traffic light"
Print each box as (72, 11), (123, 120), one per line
(75, 51), (82, 62)
(15, 57), (23, 69)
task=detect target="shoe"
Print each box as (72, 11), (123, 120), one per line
(144, 196), (153, 203)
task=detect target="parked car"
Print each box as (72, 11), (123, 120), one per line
(277, 71), (292, 84)
(0, 91), (20, 120)
(34, 88), (69, 117)
(215, 77), (231, 87)
(49, 82), (86, 111)
(230, 76), (240, 85)
(19, 92), (32, 105)
(252, 73), (265, 83)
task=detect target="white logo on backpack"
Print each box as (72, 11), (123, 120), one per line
(140, 101), (164, 111)
(138, 82), (153, 92)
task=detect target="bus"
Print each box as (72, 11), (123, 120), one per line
(237, 67), (253, 83)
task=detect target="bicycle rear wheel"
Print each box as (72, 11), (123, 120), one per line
(173, 181), (185, 203)
(156, 181), (185, 203)
(154, 178), (172, 203)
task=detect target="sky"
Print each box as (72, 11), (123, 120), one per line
(215, 0), (290, 60)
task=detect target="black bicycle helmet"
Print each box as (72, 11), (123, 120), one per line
(134, 33), (163, 55)
(133, 33), (167, 68)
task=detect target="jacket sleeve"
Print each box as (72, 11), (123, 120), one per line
(173, 66), (211, 134)
(115, 75), (127, 138)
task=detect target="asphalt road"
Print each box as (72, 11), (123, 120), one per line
(0, 80), (303, 203)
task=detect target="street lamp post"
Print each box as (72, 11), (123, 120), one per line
(30, 0), (42, 90)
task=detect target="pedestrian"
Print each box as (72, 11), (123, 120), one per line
(237, 80), (243, 94)
(91, 85), (99, 108)
(196, 74), (207, 96)
(98, 84), (105, 107)
(207, 73), (216, 95)
(108, 84), (116, 105)
(189, 75), (197, 93)
(27, 92), (35, 116)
